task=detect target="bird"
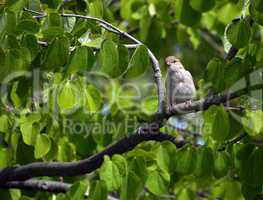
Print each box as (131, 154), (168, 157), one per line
(165, 56), (196, 112)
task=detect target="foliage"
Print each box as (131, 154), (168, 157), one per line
(0, 0), (262, 199)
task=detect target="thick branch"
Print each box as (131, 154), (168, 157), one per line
(0, 84), (261, 185)
(0, 133), (184, 184)
(0, 179), (119, 200)
(2, 8), (258, 191)
(0, 180), (70, 193)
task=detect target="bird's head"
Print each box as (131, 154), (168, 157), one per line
(165, 56), (183, 69)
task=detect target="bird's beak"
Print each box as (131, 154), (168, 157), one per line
(165, 58), (172, 65)
(165, 61), (171, 65)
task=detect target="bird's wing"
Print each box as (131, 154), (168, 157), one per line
(166, 68), (177, 107)
(174, 81), (196, 103)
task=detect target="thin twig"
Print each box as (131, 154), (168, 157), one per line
(24, 8), (165, 114)
(218, 133), (248, 151)
(23, 8), (47, 18)
(37, 40), (140, 50)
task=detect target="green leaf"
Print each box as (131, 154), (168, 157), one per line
(20, 113), (41, 146)
(71, 20), (89, 38)
(145, 170), (168, 196)
(16, 20), (40, 34)
(40, 0), (62, 9)
(81, 37), (104, 49)
(175, 0), (201, 26)
(204, 58), (225, 92)
(1, 34), (19, 48)
(20, 123), (39, 146)
(118, 44), (129, 76)
(177, 189), (195, 200)
(120, 171), (143, 200)
(240, 147), (263, 186)
(48, 12), (63, 27)
(214, 152), (230, 178)
(42, 36), (69, 69)
(112, 155), (128, 176)
(57, 81), (81, 114)
(41, 27), (65, 39)
(100, 40), (120, 77)
(67, 181), (88, 200)
(57, 137), (76, 162)
(154, 143), (171, 172)
(242, 110), (263, 136)
(190, 0), (215, 12)
(125, 45), (149, 78)
(226, 19), (251, 48)
(120, 0), (144, 20)
(0, 115), (9, 133)
(0, 148), (11, 167)
(8, 0), (27, 12)
(89, 0), (104, 18)
(139, 14), (152, 41)
(66, 46), (95, 74)
(0, 11), (17, 37)
(216, 3), (241, 25)
(21, 34), (39, 60)
(64, 17), (76, 33)
(224, 58), (243, 89)
(99, 156), (122, 191)
(211, 105), (230, 142)
(84, 84), (102, 113)
(0, 48), (31, 82)
(129, 157), (148, 183)
(250, 3), (263, 26)
(89, 181), (107, 200)
(20, 113), (41, 124)
(175, 145), (197, 175)
(254, 0), (263, 12)
(242, 183), (262, 200)
(141, 96), (158, 115)
(223, 181), (244, 200)
(34, 134), (51, 159)
(194, 146), (214, 177)
(11, 132), (20, 161)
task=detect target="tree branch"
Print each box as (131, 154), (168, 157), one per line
(0, 179), (120, 200)
(1, 8), (257, 194)
(1, 83), (258, 184)
(37, 40), (140, 50)
(24, 8), (166, 114)
(165, 84), (262, 119)
(0, 133), (185, 184)
(0, 179), (70, 193)
(218, 133), (248, 151)
(225, 46), (239, 60)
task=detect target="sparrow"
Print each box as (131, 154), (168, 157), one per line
(165, 56), (196, 112)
